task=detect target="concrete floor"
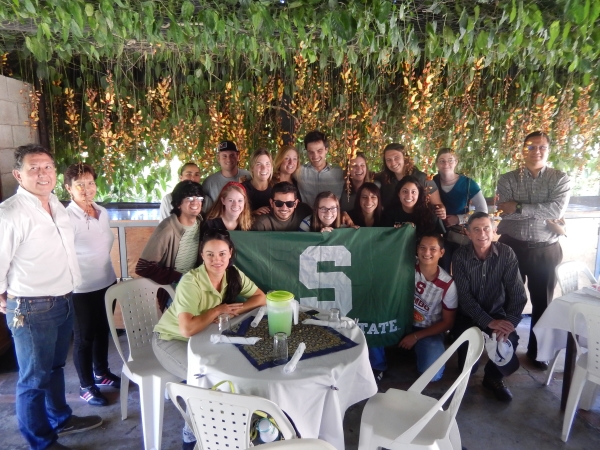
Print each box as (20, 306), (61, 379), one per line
(1, 317), (599, 450)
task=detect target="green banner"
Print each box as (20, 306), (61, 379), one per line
(230, 227), (415, 347)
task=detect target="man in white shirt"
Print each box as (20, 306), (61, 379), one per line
(0, 144), (102, 450)
(295, 131), (344, 207)
(159, 162), (212, 220)
(202, 141), (251, 206)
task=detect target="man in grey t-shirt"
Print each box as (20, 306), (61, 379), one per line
(295, 130), (344, 208)
(252, 182), (312, 231)
(202, 141), (251, 206)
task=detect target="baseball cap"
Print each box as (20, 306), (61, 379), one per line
(484, 332), (520, 376)
(218, 141), (238, 152)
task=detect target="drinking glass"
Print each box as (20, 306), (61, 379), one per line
(329, 308), (341, 324)
(218, 313), (230, 333)
(273, 332), (288, 365)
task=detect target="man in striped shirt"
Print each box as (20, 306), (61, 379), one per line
(497, 131), (570, 370)
(452, 212), (527, 402)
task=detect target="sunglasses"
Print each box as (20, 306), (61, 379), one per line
(273, 200), (296, 208)
(183, 196), (204, 203)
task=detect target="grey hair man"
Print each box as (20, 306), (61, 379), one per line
(451, 212), (527, 402)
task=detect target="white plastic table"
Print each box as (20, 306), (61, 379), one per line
(187, 308), (377, 450)
(533, 289), (600, 409)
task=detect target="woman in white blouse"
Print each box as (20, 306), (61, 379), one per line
(65, 163), (119, 407)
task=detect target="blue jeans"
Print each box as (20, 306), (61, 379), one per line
(6, 294), (74, 450)
(368, 346), (388, 371)
(413, 329), (446, 382)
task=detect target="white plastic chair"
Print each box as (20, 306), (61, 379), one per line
(561, 302), (600, 442)
(166, 382), (299, 450)
(358, 327), (484, 450)
(545, 261), (598, 386)
(105, 278), (180, 450)
(260, 438), (336, 449)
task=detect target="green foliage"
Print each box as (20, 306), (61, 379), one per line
(1, 0), (599, 200)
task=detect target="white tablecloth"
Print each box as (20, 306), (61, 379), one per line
(187, 309), (377, 450)
(533, 290), (600, 361)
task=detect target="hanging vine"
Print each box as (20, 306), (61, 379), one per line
(0, 0), (599, 200)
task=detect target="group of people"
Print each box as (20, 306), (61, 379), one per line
(0, 127), (570, 449)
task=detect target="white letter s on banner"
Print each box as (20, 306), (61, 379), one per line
(299, 245), (352, 315)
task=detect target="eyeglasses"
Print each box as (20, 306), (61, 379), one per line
(318, 206), (338, 213)
(183, 196), (204, 203)
(273, 200), (296, 208)
(437, 158), (456, 165)
(525, 145), (548, 153)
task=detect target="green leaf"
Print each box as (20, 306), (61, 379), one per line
(24, 0), (36, 14)
(562, 22), (572, 42)
(182, 1), (194, 18)
(85, 3), (94, 17)
(509, 0), (517, 23)
(252, 12), (263, 31)
(40, 22), (51, 39)
(568, 55), (578, 73)
(547, 20), (560, 50)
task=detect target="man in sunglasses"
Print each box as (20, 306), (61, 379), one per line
(496, 131), (571, 370)
(136, 180), (205, 310)
(252, 182), (312, 231)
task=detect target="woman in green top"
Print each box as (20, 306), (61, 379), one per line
(152, 229), (267, 380)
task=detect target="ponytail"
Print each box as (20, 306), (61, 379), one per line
(223, 266), (243, 304)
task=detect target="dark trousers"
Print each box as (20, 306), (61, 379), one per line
(72, 285), (113, 387)
(453, 313), (520, 381)
(499, 235), (562, 359)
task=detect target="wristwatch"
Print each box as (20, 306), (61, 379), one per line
(516, 202), (522, 214)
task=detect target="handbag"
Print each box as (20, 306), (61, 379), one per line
(446, 225), (471, 246)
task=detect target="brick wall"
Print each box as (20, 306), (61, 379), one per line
(0, 75), (39, 201)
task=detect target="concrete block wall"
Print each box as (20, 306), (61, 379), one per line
(0, 75), (39, 201)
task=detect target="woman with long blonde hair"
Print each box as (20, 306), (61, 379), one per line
(203, 182), (253, 231)
(242, 148), (274, 215)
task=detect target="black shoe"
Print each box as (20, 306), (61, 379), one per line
(94, 370), (121, 388)
(80, 385), (108, 406)
(526, 353), (549, 370)
(182, 440), (197, 450)
(373, 370), (384, 383)
(57, 414), (103, 437)
(482, 377), (513, 402)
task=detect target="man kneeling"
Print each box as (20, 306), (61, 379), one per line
(398, 233), (457, 381)
(452, 212), (527, 402)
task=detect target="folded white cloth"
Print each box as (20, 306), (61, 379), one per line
(302, 318), (355, 329)
(210, 335), (262, 345)
(283, 342), (306, 373)
(582, 286), (600, 299)
(251, 307), (267, 327)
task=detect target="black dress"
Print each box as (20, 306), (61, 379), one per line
(242, 180), (272, 211)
